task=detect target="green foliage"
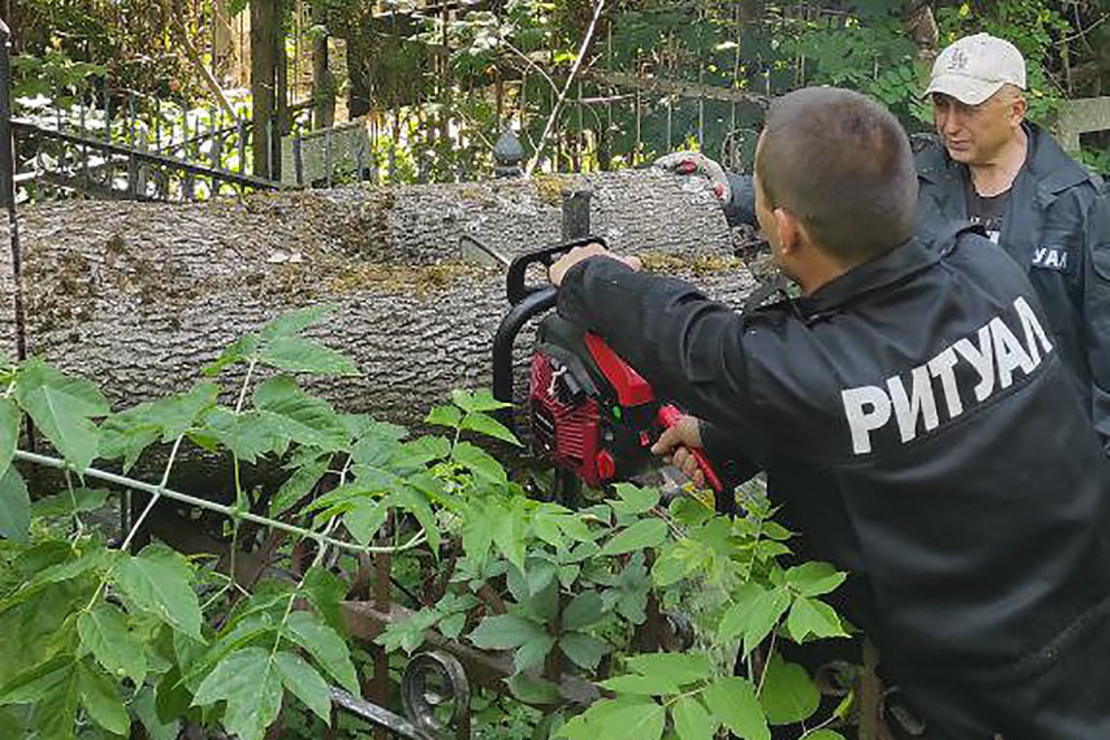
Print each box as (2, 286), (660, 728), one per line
(0, 303), (857, 740)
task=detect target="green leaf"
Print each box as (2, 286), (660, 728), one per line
(759, 654), (820, 725)
(258, 336), (360, 376)
(0, 398), (20, 482)
(600, 518), (668, 556)
(491, 498), (527, 573)
(260, 304), (336, 340)
(702, 676), (769, 740)
(451, 389), (510, 413)
(460, 500), (496, 566)
(392, 435), (451, 469)
(505, 674), (560, 705)
(14, 358), (108, 472)
(784, 562), (846, 597)
(205, 333), (261, 376)
(609, 483), (659, 516)
(111, 545), (203, 641)
(275, 651), (333, 724)
(284, 610), (359, 695)
(439, 612), (466, 640)
(558, 632), (610, 670)
(397, 483), (440, 553)
(426, 405), (462, 429)
(77, 602), (147, 685)
(77, 660), (130, 736)
(302, 566), (347, 635)
(460, 411), (522, 446)
(805, 731), (846, 740)
(672, 695), (717, 740)
(669, 495), (714, 526)
(786, 596), (848, 643)
(718, 583), (766, 644)
(343, 498), (390, 546)
(743, 587), (792, 658)
(200, 408), (283, 462)
(0, 655), (72, 703)
(133, 685), (180, 740)
(452, 441), (507, 485)
(253, 377), (349, 451)
(100, 383), (219, 470)
(561, 590), (605, 631)
(469, 614), (546, 650)
(192, 648), (283, 740)
(599, 673), (681, 696)
(558, 697), (665, 740)
(0, 466), (29, 542)
(270, 457), (329, 517)
(28, 660), (79, 740)
(513, 634), (556, 674)
(625, 653), (713, 685)
(32, 487), (110, 518)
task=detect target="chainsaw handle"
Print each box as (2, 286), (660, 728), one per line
(656, 404), (725, 494)
(506, 236), (607, 305)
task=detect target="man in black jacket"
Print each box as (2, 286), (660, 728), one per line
(913, 33), (1110, 452)
(659, 33), (1110, 452)
(553, 87), (1110, 739)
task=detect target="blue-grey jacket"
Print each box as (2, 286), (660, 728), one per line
(914, 123), (1110, 449)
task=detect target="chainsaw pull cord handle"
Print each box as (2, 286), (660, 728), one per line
(656, 404), (725, 494)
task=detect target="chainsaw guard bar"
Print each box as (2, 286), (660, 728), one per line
(492, 286), (558, 432)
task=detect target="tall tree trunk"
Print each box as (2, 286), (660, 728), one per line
(212, 0), (235, 85)
(311, 1), (335, 129)
(346, 29), (372, 120)
(250, 0), (278, 177)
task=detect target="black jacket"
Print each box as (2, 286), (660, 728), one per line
(557, 233), (1110, 680)
(915, 123), (1110, 450)
(725, 126), (1110, 451)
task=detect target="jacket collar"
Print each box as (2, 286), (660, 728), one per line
(793, 238), (940, 321)
(1021, 121), (1096, 197)
(916, 122), (1096, 198)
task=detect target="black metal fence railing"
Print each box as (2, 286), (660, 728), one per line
(3, 43), (284, 203)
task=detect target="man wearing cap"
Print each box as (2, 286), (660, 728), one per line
(658, 33), (1110, 450)
(916, 32), (1110, 448)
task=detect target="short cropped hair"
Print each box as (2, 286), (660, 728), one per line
(756, 87), (918, 263)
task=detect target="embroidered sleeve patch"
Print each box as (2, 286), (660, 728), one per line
(1031, 245), (1072, 273)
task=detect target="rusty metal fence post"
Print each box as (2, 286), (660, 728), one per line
(0, 19), (25, 363)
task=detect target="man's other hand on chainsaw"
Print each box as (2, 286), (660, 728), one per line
(654, 151), (732, 203)
(651, 415), (706, 488)
(548, 243), (641, 287)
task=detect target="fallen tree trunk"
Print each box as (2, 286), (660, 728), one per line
(0, 170), (760, 431)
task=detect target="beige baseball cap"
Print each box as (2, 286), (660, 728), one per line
(923, 33), (1027, 105)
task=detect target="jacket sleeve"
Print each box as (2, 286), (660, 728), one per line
(1084, 190), (1110, 452)
(698, 419), (761, 487)
(556, 255), (771, 468)
(723, 173), (758, 228)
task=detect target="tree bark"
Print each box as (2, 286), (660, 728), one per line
(0, 171), (759, 433)
(250, 0), (278, 177)
(311, 1), (335, 130)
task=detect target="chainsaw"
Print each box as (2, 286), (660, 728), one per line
(491, 238), (732, 513)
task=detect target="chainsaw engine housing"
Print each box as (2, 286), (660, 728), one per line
(529, 313), (661, 488)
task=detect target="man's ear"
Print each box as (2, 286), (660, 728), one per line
(1010, 96), (1027, 127)
(773, 207), (802, 255)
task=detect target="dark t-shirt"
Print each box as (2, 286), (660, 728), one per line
(966, 186), (1011, 244)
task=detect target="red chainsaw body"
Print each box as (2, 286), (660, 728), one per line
(528, 314), (660, 487)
